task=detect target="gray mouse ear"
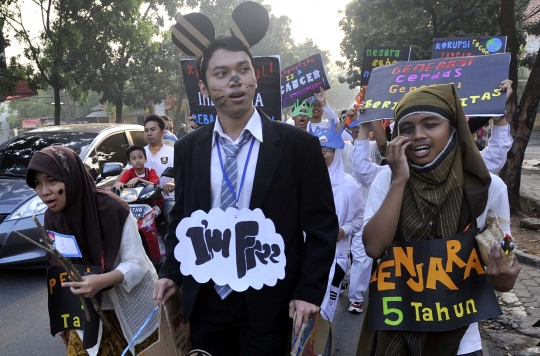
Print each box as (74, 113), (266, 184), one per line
(229, 1), (269, 48)
(171, 13), (215, 57)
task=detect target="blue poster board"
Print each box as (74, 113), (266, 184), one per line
(431, 36), (507, 59)
(359, 53), (511, 123)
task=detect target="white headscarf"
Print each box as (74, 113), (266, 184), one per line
(327, 148), (363, 228)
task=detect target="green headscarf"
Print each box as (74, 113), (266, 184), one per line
(359, 84), (493, 356)
(393, 84), (491, 240)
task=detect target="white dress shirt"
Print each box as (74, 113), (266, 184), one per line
(210, 108), (263, 209)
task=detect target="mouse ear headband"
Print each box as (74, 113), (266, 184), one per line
(170, 1), (270, 57)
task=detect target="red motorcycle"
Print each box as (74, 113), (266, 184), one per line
(98, 163), (173, 271)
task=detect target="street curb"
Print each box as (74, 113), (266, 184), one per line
(520, 191), (540, 212)
(513, 193), (540, 268)
(514, 248), (540, 268)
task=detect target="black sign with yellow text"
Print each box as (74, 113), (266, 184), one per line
(368, 229), (502, 332)
(47, 264), (102, 349)
(360, 53), (510, 123)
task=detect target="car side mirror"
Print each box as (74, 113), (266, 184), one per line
(101, 162), (123, 178)
(161, 167), (174, 178)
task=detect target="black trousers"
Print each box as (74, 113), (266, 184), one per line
(190, 283), (288, 356)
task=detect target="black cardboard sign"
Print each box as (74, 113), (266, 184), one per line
(280, 53), (330, 108)
(368, 229), (502, 332)
(47, 264), (102, 349)
(360, 46), (411, 86)
(181, 56), (282, 124)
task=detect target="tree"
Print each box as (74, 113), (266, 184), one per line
(338, 0), (502, 88)
(71, 0), (193, 123)
(3, 0), (89, 125)
(499, 0), (540, 210)
(0, 0), (36, 98)
(193, 0), (298, 66)
(7, 88), (101, 128)
(339, 0), (540, 212)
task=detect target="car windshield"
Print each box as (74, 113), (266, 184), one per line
(0, 131), (97, 177)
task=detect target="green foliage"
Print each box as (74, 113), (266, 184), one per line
(192, 0), (327, 68)
(7, 89), (54, 129)
(339, 0), (516, 88)
(70, 0), (190, 121)
(6, 88), (102, 129)
(0, 56), (34, 96)
(3, 0), (93, 123)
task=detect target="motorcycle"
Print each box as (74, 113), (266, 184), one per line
(98, 163), (173, 271)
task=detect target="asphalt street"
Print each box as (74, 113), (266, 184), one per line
(0, 268), (65, 355)
(0, 267), (365, 355)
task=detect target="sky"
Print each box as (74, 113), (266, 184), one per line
(267, 0), (351, 61)
(5, 0), (352, 63)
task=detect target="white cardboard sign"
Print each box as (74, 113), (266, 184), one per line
(175, 208), (286, 291)
(48, 230), (83, 258)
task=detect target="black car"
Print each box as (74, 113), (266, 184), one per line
(0, 124), (146, 268)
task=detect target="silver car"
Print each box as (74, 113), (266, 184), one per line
(0, 124), (146, 267)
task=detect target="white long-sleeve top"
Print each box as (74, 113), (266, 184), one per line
(480, 123), (513, 174)
(80, 214), (159, 356)
(353, 139), (387, 190)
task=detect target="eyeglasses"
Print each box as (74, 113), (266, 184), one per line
(322, 147), (335, 153)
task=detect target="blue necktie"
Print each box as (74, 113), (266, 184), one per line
(215, 131), (253, 299)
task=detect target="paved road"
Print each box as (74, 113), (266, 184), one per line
(0, 268), (65, 355)
(0, 267), (364, 355)
(334, 290), (365, 355)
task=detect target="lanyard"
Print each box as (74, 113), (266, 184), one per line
(216, 136), (256, 208)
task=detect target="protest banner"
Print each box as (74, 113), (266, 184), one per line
(280, 53), (330, 108)
(432, 36), (507, 59)
(368, 228), (502, 332)
(359, 53), (511, 123)
(47, 264), (102, 349)
(360, 46), (411, 86)
(181, 56), (282, 125)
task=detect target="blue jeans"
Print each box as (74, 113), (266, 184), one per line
(162, 199), (175, 222)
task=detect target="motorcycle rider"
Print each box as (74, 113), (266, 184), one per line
(110, 145), (163, 211)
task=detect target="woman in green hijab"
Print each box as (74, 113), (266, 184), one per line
(358, 84), (520, 356)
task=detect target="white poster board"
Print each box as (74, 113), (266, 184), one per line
(175, 208), (286, 292)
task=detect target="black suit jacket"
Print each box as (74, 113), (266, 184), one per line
(159, 109), (338, 334)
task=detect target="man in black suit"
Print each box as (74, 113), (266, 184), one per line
(153, 36), (338, 355)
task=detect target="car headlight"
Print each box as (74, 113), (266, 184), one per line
(6, 195), (48, 221)
(120, 188), (139, 202)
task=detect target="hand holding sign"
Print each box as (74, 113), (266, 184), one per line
(314, 86), (327, 106)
